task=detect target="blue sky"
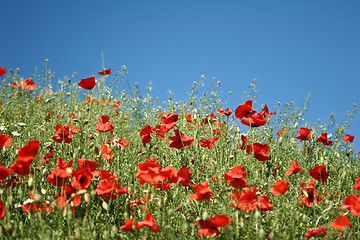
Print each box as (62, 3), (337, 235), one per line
(1, 1), (359, 151)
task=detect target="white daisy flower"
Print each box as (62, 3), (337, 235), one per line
(0, 124), (7, 131)
(12, 131), (20, 136)
(18, 122), (26, 126)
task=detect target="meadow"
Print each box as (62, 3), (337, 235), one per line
(0, 63), (359, 239)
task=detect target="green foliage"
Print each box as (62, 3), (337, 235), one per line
(0, 62), (359, 239)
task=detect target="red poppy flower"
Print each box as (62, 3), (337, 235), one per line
(241, 113), (267, 127)
(296, 128), (312, 141)
(95, 174), (128, 200)
(161, 113), (178, 131)
(342, 134), (354, 142)
(198, 215), (233, 237)
(41, 146), (54, 165)
(78, 158), (99, 177)
(0, 199), (5, 219)
(135, 158), (177, 188)
(330, 215), (351, 231)
(95, 115), (114, 134)
(224, 165), (248, 189)
(10, 140), (40, 175)
(140, 125), (155, 143)
(200, 137), (218, 150)
(237, 135), (253, 154)
(304, 226), (327, 238)
(99, 144), (114, 165)
(98, 68), (112, 75)
(137, 212), (160, 233)
(152, 181), (172, 191)
(235, 100), (256, 119)
(5, 177), (22, 189)
(277, 128), (287, 136)
(21, 191), (51, 213)
(168, 129), (194, 149)
(47, 158), (73, 186)
(339, 195), (360, 216)
(316, 133), (333, 145)
(285, 160), (305, 176)
(252, 143), (270, 161)
(169, 165), (192, 187)
(217, 108), (233, 117)
(231, 186), (259, 212)
(212, 121), (227, 136)
(52, 124), (73, 143)
(110, 136), (130, 149)
(0, 163), (13, 182)
(0, 133), (12, 148)
(71, 167), (92, 190)
(23, 78), (36, 90)
(78, 76), (96, 90)
(0, 67), (5, 77)
(185, 113), (193, 124)
(298, 180), (321, 207)
(272, 166), (280, 175)
(202, 114), (217, 125)
(57, 184), (82, 207)
(260, 105), (276, 118)
(120, 219), (138, 232)
(309, 165), (329, 182)
(189, 181), (213, 201)
(353, 175), (360, 190)
(258, 196), (273, 211)
(270, 180), (288, 196)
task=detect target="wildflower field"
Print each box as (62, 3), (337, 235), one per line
(0, 63), (359, 239)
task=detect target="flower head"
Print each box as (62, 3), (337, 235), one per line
(78, 77), (96, 90)
(98, 68), (112, 75)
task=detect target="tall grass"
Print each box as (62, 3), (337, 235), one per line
(0, 62), (359, 239)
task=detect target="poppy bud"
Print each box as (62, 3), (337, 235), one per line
(28, 177), (33, 187)
(102, 201), (109, 211)
(202, 211), (208, 220)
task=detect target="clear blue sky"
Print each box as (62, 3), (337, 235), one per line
(1, 1), (359, 151)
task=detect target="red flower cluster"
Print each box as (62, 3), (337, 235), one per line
(95, 170), (128, 200)
(95, 115), (114, 134)
(197, 214), (233, 237)
(169, 129), (194, 149)
(120, 212), (160, 233)
(224, 165), (248, 189)
(217, 108), (233, 117)
(139, 113), (179, 144)
(317, 133), (333, 145)
(135, 158), (192, 191)
(231, 186), (273, 212)
(52, 124), (81, 143)
(200, 137), (218, 150)
(235, 101), (275, 127)
(298, 180), (325, 207)
(238, 135), (271, 161)
(11, 78), (36, 90)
